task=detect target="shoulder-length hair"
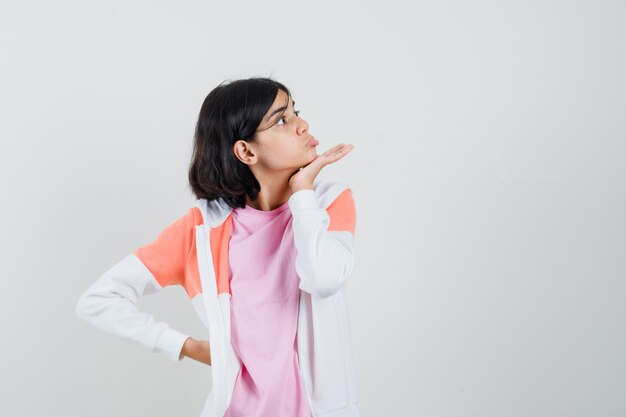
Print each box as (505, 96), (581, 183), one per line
(188, 76), (293, 209)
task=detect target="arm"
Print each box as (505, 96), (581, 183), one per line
(288, 187), (357, 299)
(181, 337), (212, 366)
(75, 208), (198, 362)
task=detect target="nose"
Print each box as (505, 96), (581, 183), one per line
(297, 116), (309, 136)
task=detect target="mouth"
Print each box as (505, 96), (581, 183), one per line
(306, 136), (319, 147)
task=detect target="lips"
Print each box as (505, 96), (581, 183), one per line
(306, 136), (319, 146)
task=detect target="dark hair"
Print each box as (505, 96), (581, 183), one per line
(188, 76), (293, 209)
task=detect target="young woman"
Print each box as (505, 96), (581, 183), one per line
(76, 76), (360, 417)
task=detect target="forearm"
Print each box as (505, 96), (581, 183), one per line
(75, 253), (191, 362)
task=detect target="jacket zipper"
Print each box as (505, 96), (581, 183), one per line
(201, 221), (241, 412)
(197, 224), (230, 415)
(296, 291), (315, 416)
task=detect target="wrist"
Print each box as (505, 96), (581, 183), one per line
(290, 182), (314, 193)
(181, 337), (194, 357)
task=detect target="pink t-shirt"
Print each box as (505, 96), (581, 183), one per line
(223, 199), (311, 417)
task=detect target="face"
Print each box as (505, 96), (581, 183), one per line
(232, 89), (317, 173)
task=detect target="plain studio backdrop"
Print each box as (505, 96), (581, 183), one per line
(1, 1), (624, 416)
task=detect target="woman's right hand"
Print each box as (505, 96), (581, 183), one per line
(181, 337), (211, 366)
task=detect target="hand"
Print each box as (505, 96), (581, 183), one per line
(180, 337), (211, 366)
(289, 143), (355, 193)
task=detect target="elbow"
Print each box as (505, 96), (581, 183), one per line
(75, 292), (88, 320)
(312, 282), (344, 299)
(75, 290), (97, 321)
(296, 245), (355, 299)
(301, 265), (354, 299)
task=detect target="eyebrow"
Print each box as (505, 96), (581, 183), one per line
(266, 99), (296, 121)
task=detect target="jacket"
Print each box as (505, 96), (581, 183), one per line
(75, 179), (361, 417)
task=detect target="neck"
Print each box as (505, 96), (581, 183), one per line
(245, 169), (298, 211)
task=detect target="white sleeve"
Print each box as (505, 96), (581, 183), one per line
(288, 188), (357, 299)
(75, 253), (191, 362)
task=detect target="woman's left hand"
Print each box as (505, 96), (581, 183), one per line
(288, 143), (355, 193)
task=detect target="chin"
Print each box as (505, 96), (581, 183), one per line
(286, 150), (317, 171)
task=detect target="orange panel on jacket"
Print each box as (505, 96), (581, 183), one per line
(133, 207), (204, 300)
(326, 189), (356, 235)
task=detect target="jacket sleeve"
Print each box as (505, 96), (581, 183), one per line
(288, 187), (357, 299)
(75, 208), (198, 362)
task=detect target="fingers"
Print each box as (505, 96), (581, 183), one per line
(323, 143), (354, 156)
(322, 144), (344, 156)
(326, 144), (354, 157)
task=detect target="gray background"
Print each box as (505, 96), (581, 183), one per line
(1, 0), (625, 416)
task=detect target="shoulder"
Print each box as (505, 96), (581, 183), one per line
(160, 206), (204, 233)
(134, 207), (203, 257)
(313, 180), (354, 209)
(311, 180), (356, 234)
(320, 181), (355, 214)
(194, 198), (233, 228)
(132, 206), (204, 287)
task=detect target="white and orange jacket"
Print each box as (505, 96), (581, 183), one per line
(75, 180), (361, 417)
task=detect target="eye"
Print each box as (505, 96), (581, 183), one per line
(276, 110), (301, 126)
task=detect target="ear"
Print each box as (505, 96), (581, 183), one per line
(232, 140), (257, 166)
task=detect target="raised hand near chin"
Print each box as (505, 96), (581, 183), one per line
(288, 143), (355, 193)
